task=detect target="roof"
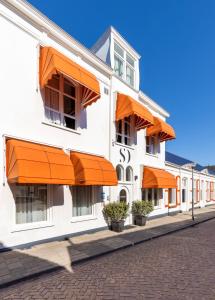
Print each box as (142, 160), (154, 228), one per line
(165, 152), (215, 176)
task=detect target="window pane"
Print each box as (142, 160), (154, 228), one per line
(114, 42), (124, 57)
(148, 189), (152, 201)
(146, 136), (150, 154)
(47, 75), (60, 90)
(64, 96), (75, 116)
(119, 189), (127, 203)
(114, 55), (124, 78)
(116, 165), (123, 181)
(72, 186), (93, 217)
(126, 167), (132, 181)
(15, 185), (47, 224)
(116, 120), (122, 134)
(117, 134), (122, 144)
(64, 79), (76, 98)
(126, 65), (134, 87)
(63, 116), (75, 129)
(124, 117), (131, 136)
(126, 54), (135, 67)
(45, 88), (59, 110)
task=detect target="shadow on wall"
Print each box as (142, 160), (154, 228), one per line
(79, 108), (87, 129)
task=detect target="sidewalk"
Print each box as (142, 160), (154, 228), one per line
(0, 205), (215, 289)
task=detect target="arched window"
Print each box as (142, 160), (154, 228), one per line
(119, 189), (127, 203)
(116, 165), (124, 182)
(126, 166), (133, 182)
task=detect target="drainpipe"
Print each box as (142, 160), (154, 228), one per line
(108, 76), (113, 203)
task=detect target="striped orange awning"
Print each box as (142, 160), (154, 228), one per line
(70, 151), (117, 186)
(116, 93), (154, 130)
(146, 117), (175, 142)
(6, 139), (75, 185)
(143, 167), (177, 189)
(40, 47), (100, 108)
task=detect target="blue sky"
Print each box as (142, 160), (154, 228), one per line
(29, 0), (215, 165)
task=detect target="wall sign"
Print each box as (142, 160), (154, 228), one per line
(119, 148), (131, 164)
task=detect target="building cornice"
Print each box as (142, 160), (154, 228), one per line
(139, 91), (170, 118)
(4, 0), (113, 76)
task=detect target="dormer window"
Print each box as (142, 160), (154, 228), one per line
(114, 41), (135, 88)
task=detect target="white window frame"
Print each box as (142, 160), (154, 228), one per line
(142, 188), (162, 209)
(169, 188), (177, 206)
(116, 164), (124, 182)
(146, 135), (160, 156)
(125, 166), (133, 182)
(116, 116), (133, 146)
(44, 74), (80, 130)
(181, 177), (188, 203)
(114, 41), (136, 88)
(12, 184), (53, 232)
(71, 186), (96, 222)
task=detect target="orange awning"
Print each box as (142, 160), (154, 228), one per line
(6, 139), (75, 185)
(146, 117), (175, 142)
(142, 167), (177, 189)
(70, 151), (117, 186)
(116, 93), (154, 130)
(40, 47), (100, 107)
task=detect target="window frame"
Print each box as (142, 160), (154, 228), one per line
(181, 177), (188, 203)
(116, 164), (124, 182)
(71, 186), (95, 222)
(113, 41), (136, 88)
(146, 135), (160, 156)
(44, 74), (80, 131)
(12, 184), (52, 231)
(142, 188), (162, 209)
(116, 116), (134, 146)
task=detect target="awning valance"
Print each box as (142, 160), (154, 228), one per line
(40, 47), (100, 107)
(116, 93), (154, 130)
(70, 151), (117, 186)
(6, 139), (75, 185)
(142, 167), (177, 189)
(146, 117), (175, 142)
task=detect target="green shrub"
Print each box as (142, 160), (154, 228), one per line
(131, 200), (153, 217)
(103, 202), (129, 222)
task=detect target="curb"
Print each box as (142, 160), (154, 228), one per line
(0, 214), (215, 290)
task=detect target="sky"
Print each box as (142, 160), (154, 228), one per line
(28, 0), (215, 166)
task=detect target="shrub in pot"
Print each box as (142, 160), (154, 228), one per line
(131, 200), (153, 226)
(103, 202), (129, 232)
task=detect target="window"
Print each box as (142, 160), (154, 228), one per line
(116, 165), (124, 181)
(44, 74), (77, 130)
(72, 186), (93, 217)
(15, 185), (47, 224)
(200, 180), (204, 201)
(116, 117), (131, 146)
(142, 188), (162, 208)
(114, 41), (136, 88)
(169, 188), (176, 205)
(182, 178), (187, 203)
(126, 166), (133, 182)
(119, 189), (127, 203)
(146, 135), (160, 155)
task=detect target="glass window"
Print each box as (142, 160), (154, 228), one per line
(116, 117), (131, 146)
(142, 188), (161, 207)
(72, 186), (93, 217)
(116, 165), (124, 181)
(15, 185), (47, 224)
(126, 166), (133, 182)
(114, 42), (124, 58)
(114, 55), (124, 78)
(146, 135), (159, 155)
(126, 54), (135, 67)
(126, 65), (134, 87)
(169, 189), (176, 204)
(44, 75), (77, 130)
(119, 189), (127, 203)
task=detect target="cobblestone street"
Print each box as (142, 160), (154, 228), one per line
(1, 219), (215, 299)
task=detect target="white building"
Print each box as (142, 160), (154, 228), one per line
(0, 0), (214, 249)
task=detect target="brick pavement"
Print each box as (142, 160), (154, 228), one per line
(0, 205), (215, 289)
(1, 217), (215, 299)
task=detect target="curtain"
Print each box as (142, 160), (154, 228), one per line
(72, 186), (93, 217)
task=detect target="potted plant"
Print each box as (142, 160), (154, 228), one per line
(103, 202), (129, 232)
(131, 200), (153, 226)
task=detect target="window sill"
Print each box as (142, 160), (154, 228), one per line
(42, 121), (81, 135)
(71, 215), (97, 223)
(118, 181), (133, 185)
(114, 142), (135, 150)
(11, 222), (54, 233)
(145, 153), (159, 158)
